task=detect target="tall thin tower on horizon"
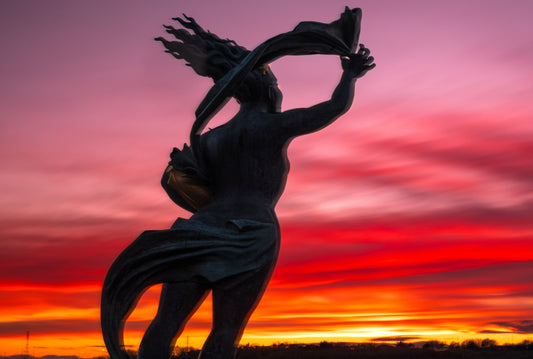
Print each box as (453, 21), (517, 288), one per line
(23, 330), (30, 357)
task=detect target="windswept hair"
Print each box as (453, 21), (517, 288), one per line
(155, 14), (276, 104)
(155, 14), (249, 81)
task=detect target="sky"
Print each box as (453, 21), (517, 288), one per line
(1, 0), (533, 357)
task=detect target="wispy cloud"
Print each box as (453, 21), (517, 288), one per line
(489, 321), (533, 334)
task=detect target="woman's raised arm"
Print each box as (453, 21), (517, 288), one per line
(276, 45), (375, 139)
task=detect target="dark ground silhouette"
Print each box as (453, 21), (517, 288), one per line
(2, 341), (532, 359)
(168, 341), (532, 359)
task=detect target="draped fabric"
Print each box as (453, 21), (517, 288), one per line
(101, 218), (278, 359)
(191, 7), (361, 143)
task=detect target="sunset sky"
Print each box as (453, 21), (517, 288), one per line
(1, 0), (532, 357)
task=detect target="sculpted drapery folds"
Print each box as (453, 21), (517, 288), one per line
(101, 7), (374, 359)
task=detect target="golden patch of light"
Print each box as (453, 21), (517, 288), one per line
(0, 332), (105, 358)
(238, 327), (500, 348)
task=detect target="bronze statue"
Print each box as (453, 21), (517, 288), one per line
(101, 7), (374, 359)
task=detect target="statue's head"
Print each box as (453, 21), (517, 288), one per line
(156, 14), (282, 112)
(234, 65), (282, 113)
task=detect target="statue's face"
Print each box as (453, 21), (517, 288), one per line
(268, 84), (283, 113)
(235, 66), (282, 112)
(261, 67), (282, 113)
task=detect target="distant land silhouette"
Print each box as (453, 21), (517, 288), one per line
(3, 340), (532, 359)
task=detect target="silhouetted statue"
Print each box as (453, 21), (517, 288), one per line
(101, 7), (374, 359)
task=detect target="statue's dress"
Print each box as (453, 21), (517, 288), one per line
(104, 216), (278, 294)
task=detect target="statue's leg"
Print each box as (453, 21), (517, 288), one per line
(199, 266), (274, 359)
(138, 281), (209, 359)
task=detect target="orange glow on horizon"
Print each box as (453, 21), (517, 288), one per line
(1, 222), (532, 356)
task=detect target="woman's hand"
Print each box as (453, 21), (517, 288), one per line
(342, 44), (376, 78)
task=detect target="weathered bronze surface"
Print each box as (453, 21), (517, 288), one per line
(101, 7), (374, 359)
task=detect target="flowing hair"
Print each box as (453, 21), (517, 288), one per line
(155, 14), (275, 104)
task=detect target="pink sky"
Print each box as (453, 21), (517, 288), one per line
(1, 0), (532, 356)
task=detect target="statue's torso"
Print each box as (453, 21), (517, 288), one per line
(192, 110), (289, 223)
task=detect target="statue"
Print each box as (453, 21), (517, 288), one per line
(101, 7), (375, 359)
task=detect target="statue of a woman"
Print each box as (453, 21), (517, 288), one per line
(101, 8), (374, 359)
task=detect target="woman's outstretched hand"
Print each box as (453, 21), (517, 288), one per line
(342, 44), (376, 78)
